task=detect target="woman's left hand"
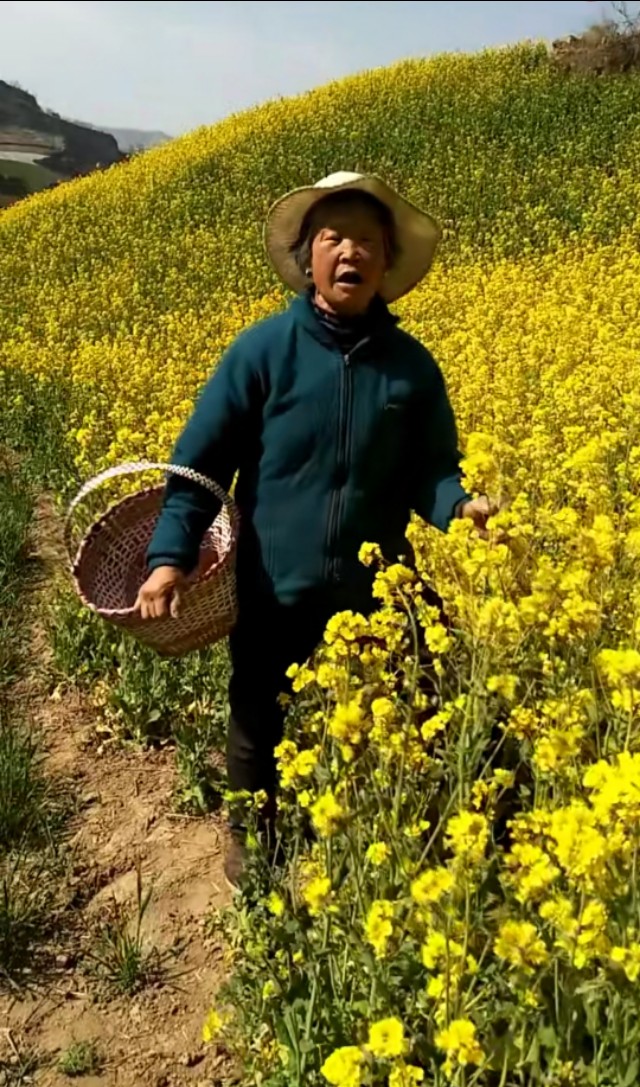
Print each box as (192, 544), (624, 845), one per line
(460, 495), (499, 538)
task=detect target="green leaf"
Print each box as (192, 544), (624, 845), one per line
(622, 1059), (640, 1087)
(524, 1035), (540, 1066)
(537, 1024), (557, 1050)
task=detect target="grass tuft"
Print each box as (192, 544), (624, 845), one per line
(88, 861), (175, 995)
(57, 1040), (102, 1078)
(0, 709), (56, 853)
(0, 848), (58, 983)
(0, 1043), (39, 1086)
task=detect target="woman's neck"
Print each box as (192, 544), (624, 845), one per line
(312, 288), (370, 324)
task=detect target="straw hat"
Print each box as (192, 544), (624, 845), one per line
(264, 171), (441, 303)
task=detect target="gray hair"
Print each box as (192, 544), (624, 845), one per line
(289, 189), (399, 280)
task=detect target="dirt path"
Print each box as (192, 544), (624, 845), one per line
(0, 499), (234, 1086)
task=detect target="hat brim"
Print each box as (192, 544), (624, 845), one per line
(264, 175), (441, 303)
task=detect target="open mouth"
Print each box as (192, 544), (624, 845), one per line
(335, 270), (363, 286)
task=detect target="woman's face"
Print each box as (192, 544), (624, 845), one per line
(310, 200), (389, 316)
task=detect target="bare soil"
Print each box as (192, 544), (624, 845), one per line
(0, 498), (234, 1086)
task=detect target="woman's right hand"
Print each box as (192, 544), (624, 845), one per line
(134, 565), (188, 620)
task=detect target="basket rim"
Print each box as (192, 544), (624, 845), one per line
(70, 483), (240, 620)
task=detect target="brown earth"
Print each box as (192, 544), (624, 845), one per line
(0, 498), (235, 1086)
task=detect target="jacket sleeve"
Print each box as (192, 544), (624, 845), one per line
(146, 336), (263, 573)
(411, 363), (470, 533)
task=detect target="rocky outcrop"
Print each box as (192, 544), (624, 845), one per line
(0, 80), (122, 176)
(550, 24), (640, 75)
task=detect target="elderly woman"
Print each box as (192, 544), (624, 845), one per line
(136, 172), (493, 887)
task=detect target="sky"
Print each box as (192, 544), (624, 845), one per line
(0, 0), (632, 135)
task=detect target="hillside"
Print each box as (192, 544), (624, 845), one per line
(0, 79), (121, 204)
(1, 43), (640, 475)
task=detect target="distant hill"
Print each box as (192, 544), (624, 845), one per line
(102, 127), (172, 153)
(0, 79), (121, 205)
(71, 120), (172, 153)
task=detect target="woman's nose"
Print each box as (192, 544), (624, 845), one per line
(340, 238), (360, 261)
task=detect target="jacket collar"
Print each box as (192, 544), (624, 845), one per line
(290, 289), (399, 349)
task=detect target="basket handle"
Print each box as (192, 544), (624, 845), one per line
(65, 460), (235, 562)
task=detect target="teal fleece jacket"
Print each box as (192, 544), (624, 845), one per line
(147, 292), (469, 607)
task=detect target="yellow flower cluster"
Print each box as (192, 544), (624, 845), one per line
(435, 1020), (484, 1078)
(321, 1019), (410, 1087)
(364, 900), (395, 958)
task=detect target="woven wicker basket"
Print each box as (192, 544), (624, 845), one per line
(66, 461), (239, 657)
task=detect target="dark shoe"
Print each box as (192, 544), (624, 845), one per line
(224, 828), (248, 892)
(224, 795), (281, 892)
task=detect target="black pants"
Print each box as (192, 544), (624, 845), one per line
(226, 592), (340, 797)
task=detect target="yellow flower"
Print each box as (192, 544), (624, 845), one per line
(404, 819), (431, 839)
(421, 930), (464, 970)
(367, 1017), (406, 1059)
(274, 739), (297, 764)
(424, 622), (452, 655)
(293, 747), (320, 777)
(302, 876), (332, 915)
(534, 725), (583, 774)
(506, 706), (540, 740)
(365, 900), (395, 958)
(266, 891), (285, 917)
(420, 704), (453, 742)
(202, 1008), (225, 1043)
(276, 741), (320, 788)
(583, 752), (640, 829)
(445, 811), (490, 868)
(373, 563), (415, 598)
(321, 1046), (364, 1087)
(427, 973), (446, 1001)
(371, 697), (396, 721)
(324, 611), (370, 647)
(366, 841), (391, 866)
(471, 780), (490, 809)
(486, 673), (519, 701)
(359, 541), (383, 567)
(388, 1063), (425, 1086)
(540, 896), (609, 969)
(611, 942), (640, 982)
(505, 842), (559, 903)
(492, 768), (515, 788)
(330, 700), (366, 744)
(311, 790), (346, 837)
(410, 867), (454, 906)
(494, 920), (549, 973)
(435, 1018), (484, 1076)
(547, 803), (611, 892)
(285, 662), (316, 692)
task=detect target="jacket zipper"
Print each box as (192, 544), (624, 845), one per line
(326, 337), (369, 582)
